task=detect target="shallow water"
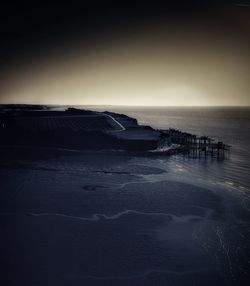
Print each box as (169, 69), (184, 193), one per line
(87, 106), (250, 192)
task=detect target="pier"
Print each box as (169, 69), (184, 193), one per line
(159, 129), (231, 158)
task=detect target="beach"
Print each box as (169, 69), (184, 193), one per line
(0, 142), (249, 285)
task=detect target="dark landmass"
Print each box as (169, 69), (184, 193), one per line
(0, 104), (49, 111)
(0, 105), (160, 151)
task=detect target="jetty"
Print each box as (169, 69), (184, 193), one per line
(159, 128), (231, 158)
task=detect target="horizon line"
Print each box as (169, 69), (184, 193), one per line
(0, 103), (250, 108)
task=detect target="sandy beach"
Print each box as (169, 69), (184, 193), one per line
(1, 145), (248, 285)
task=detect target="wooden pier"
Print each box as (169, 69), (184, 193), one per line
(159, 129), (231, 159)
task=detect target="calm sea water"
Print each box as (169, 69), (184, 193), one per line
(83, 106), (250, 197)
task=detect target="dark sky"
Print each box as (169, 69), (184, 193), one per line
(0, 1), (249, 105)
(1, 1), (247, 67)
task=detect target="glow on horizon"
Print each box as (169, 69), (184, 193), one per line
(0, 26), (249, 107)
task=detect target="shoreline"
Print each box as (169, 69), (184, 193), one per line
(0, 106), (230, 158)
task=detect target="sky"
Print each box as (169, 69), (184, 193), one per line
(0, 1), (249, 106)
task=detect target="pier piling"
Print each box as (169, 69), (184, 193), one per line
(159, 128), (230, 159)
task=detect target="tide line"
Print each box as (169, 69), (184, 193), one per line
(0, 209), (205, 223)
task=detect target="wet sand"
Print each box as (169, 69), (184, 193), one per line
(0, 147), (249, 285)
